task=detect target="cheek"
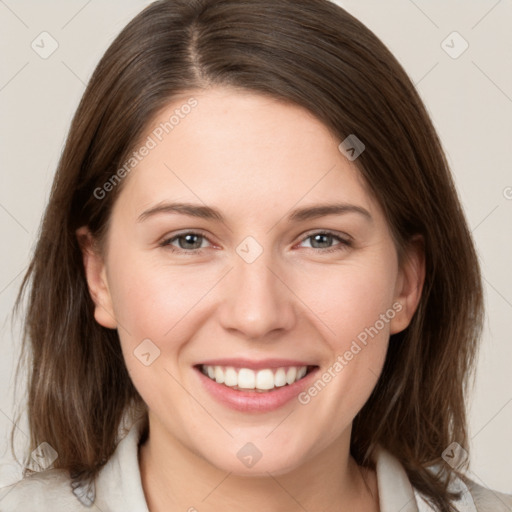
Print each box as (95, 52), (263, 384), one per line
(104, 248), (225, 404)
(106, 249), (215, 342)
(105, 251), (209, 415)
(291, 254), (397, 423)
(295, 255), (399, 347)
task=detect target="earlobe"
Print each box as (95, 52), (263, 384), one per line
(76, 226), (117, 329)
(390, 236), (425, 335)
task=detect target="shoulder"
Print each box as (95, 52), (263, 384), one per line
(374, 446), (512, 512)
(0, 412), (149, 511)
(464, 477), (512, 512)
(0, 469), (91, 512)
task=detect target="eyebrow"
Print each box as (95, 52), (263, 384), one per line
(137, 201), (372, 223)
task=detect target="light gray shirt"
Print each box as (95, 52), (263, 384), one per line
(1, 417), (510, 511)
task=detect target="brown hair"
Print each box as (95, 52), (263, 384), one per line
(14, 1), (483, 510)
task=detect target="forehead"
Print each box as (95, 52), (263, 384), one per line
(114, 87), (378, 222)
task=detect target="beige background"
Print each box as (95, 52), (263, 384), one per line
(0, 0), (511, 495)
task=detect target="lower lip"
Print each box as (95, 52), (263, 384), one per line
(194, 366), (319, 413)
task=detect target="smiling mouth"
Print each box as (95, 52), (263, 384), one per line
(196, 364), (318, 393)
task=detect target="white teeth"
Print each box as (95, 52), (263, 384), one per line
(200, 364), (310, 391)
(214, 366), (224, 384)
(274, 368), (287, 387)
(238, 368), (256, 389)
(285, 366), (297, 385)
(224, 366), (238, 387)
(255, 369), (274, 390)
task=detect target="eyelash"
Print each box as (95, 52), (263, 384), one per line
(159, 230), (352, 255)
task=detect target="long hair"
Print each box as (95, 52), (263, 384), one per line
(14, 1), (483, 510)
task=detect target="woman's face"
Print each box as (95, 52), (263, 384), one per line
(83, 87), (422, 475)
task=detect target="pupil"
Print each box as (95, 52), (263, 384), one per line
(312, 234), (331, 248)
(180, 234), (201, 249)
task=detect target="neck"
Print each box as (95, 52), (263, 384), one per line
(138, 415), (379, 512)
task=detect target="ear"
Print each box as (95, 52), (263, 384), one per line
(76, 226), (117, 329)
(390, 236), (425, 335)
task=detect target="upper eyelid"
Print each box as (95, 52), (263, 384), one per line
(300, 229), (352, 241)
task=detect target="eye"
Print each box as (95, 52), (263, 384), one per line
(160, 231), (212, 253)
(298, 231), (352, 253)
(159, 229), (352, 255)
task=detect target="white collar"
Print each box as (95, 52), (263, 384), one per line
(374, 446), (475, 512)
(74, 417), (476, 511)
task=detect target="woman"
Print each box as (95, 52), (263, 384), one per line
(3, 0), (511, 510)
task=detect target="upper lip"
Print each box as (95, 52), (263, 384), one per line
(195, 358), (317, 370)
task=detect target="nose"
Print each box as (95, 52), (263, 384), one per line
(217, 251), (297, 341)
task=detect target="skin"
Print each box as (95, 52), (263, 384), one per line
(79, 87), (425, 512)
